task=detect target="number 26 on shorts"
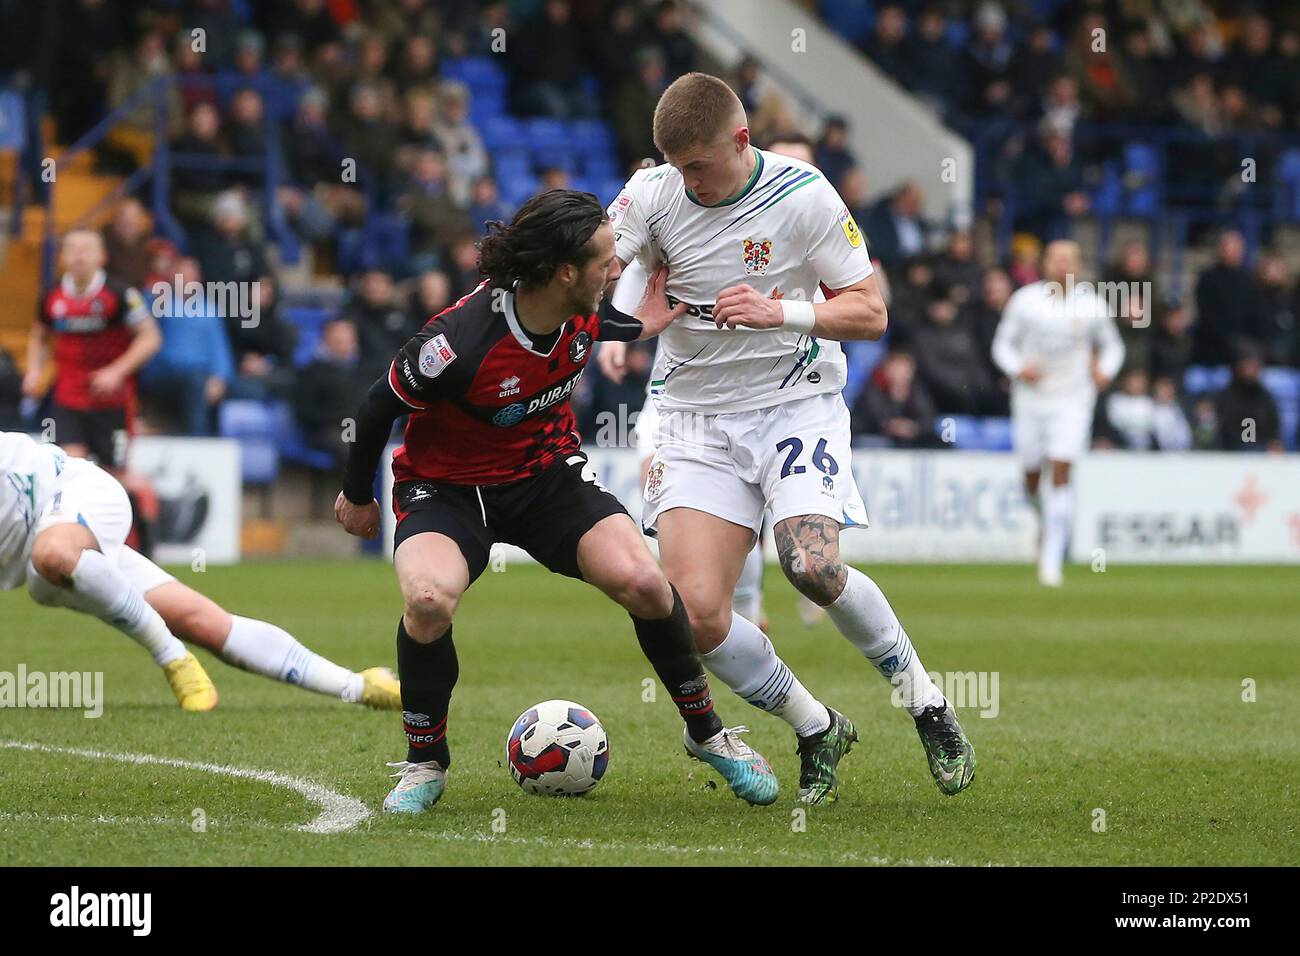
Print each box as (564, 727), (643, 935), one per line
(776, 437), (839, 479)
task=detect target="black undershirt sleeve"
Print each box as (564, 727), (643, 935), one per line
(598, 297), (644, 342)
(341, 374), (410, 504)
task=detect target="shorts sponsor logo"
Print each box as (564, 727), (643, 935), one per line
(645, 461), (665, 500)
(742, 237), (773, 275)
(838, 207), (862, 248)
(418, 334), (456, 378)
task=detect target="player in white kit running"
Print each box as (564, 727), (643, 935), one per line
(1, 431), (401, 711)
(598, 74), (975, 802)
(991, 240), (1125, 587)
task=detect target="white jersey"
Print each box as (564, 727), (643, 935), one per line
(0, 433), (70, 590)
(991, 280), (1125, 410)
(607, 148), (873, 415)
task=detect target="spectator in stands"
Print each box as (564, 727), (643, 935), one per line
(102, 199), (153, 289)
(513, 0), (596, 119)
(1008, 233), (1042, 287)
(1013, 22), (1060, 120)
(467, 175), (511, 235)
(933, 230), (982, 307)
(815, 117), (856, 192)
(193, 191), (272, 287)
(286, 86), (341, 187)
(863, 181), (927, 269)
(1150, 300), (1196, 384)
(139, 257), (233, 437)
(445, 233), (483, 296)
(344, 270), (417, 379)
(1039, 74), (1082, 138)
(397, 148), (472, 273)
(396, 88), (441, 170)
(171, 102), (229, 228)
(1012, 122), (1089, 240)
(0, 347), (24, 430)
(268, 33), (313, 119)
(887, 254), (938, 347)
(903, 5), (955, 111)
(1215, 342), (1283, 452)
(1253, 252), (1297, 368)
(966, 266), (1014, 387)
(406, 271), (452, 329)
(432, 82), (490, 208)
(1193, 230), (1257, 364)
(189, 0), (241, 67)
(393, 34), (439, 96)
(613, 47), (668, 168)
(851, 348), (938, 448)
(1190, 396), (1220, 450)
(231, 30), (270, 88)
(1095, 366), (1155, 450)
(294, 318), (371, 469)
(961, 2), (1015, 118)
(860, 3), (909, 89)
(539, 166), (570, 191)
(104, 29), (182, 171)
(339, 83), (401, 199)
(266, 0), (342, 56)
(349, 30), (400, 119)
(1151, 375), (1194, 451)
(590, 2), (642, 109)
(1118, 26), (1169, 124)
(647, 0), (697, 80)
(227, 88), (270, 190)
(911, 286), (1001, 415)
(174, 31), (219, 118)
(1105, 240), (1155, 374)
(838, 166), (871, 226)
(1064, 12), (1135, 122)
(225, 276), (296, 402)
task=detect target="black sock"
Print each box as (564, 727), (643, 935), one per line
(631, 585), (724, 744)
(396, 618), (458, 767)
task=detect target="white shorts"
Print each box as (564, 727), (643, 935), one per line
(32, 459), (133, 565)
(642, 392), (868, 536)
(634, 399), (659, 460)
(1012, 400), (1094, 468)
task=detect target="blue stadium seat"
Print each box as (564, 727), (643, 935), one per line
(568, 119), (615, 152)
(1092, 162), (1124, 218)
(934, 414), (980, 449)
(480, 115), (525, 150)
(218, 400), (282, 484)
(818, 0), (874, 45)
(468, 90), (507, 123)
(581, 153), (620, 181)
(1183, 365), (1231, 395)
(0, 91), (27, 151)
(368, 212), (410, 273)
(493, 151), (533, 180)
(532, 145), (579, 173)
(271, 402), (336, 471)
(443, 57), (508, 93)
(283, 306), (331, 367)
(500, 173), (540, 207)
(979, 417), (1014, 451)
(1124, 143), (1162, 217)
(525, 118), (570, 149)
(595, 176), (627, 204)
(1263, 367), (1300, 450)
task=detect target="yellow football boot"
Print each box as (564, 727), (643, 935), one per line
(360, 667), (402, 710)
(163, 652), (219, 712)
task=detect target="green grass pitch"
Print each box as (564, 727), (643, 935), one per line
(1, 559), (1296, 866)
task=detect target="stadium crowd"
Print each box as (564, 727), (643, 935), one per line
(2, 0), (1297, 465)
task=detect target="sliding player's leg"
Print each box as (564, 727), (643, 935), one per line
(571, 510), (777, 806)
(382, 524), (481, 813)
(117, 547), (400, 709)
(24, 460), (217, 711)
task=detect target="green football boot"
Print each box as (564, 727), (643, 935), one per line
(796, 707), (859, 806)
(913, 702), (976, 795)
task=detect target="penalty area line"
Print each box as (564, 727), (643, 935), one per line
(0, 740), (370, 834)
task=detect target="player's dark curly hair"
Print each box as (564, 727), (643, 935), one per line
(478, 189), (608, 291)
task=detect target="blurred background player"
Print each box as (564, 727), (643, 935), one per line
(991, 240), (1125, 586)
(0, 430), (401, 711)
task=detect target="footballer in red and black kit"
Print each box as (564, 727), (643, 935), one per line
(337, 189), (777, 813)
(27, 230), (162, 469)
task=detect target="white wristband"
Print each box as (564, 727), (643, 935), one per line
(780, 299), (816, 334)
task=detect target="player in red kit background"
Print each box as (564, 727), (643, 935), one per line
(335, 189), (779, 813)
(24, 229), (163, 469)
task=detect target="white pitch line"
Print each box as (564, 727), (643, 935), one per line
(0, 740), (370, 834)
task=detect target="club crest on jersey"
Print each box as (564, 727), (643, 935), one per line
(645, 461), (665, 501)
(838, 208), (862, 248)
(418, 333), (456, 378)
(569, 330), (592, 364)
(498, 375), (521, 397)
(742, 238), (773, 276)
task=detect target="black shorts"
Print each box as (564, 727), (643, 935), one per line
(51, 403), (128, 468)
(392, 451), (629, 585)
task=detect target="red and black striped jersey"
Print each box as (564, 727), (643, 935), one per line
(38, 270), (148, 411)
(387, 281), (629, 485)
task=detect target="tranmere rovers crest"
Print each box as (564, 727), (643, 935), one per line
(742, 238), (773, 275)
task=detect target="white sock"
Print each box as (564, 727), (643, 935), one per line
(732, 542), (765, 626)
(220, 615), (364, 702)
(824, 566), (945, 716)
(701, 612), (829, 737)
(1039, 483), (1072, 582)
(67, 550), (187, 666)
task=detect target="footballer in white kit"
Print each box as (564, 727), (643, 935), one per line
(991, 240), (1125, 587)
(601, 73), (975, 802)
(1, 431), (400, 711)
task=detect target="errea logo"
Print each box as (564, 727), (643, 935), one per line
(499, 375), (521, 397)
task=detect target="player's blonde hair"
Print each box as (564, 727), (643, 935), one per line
(653, 73), (747, 156)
